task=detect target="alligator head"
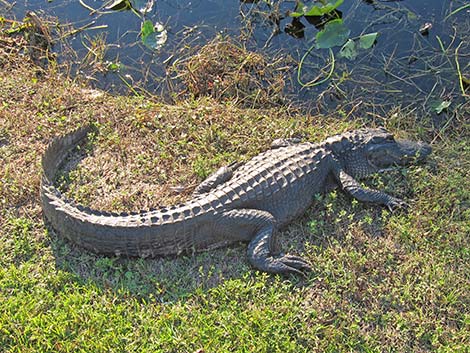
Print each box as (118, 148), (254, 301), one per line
(333, 128), (432, 178)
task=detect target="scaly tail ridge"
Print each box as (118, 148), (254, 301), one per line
(42, 125), (93, 182)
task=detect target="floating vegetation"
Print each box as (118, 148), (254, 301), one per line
(431, 99), (452, 115)
(1, 0), (467, 117)
(290, 0), (344, 18)
(288, 0), (469, 124)
(338, 32), (378, 60)
(296, 17), (377, 87)
(315, 18), (350, 49)
(106, 0), (154, 14)
(140, 20), (167, 50)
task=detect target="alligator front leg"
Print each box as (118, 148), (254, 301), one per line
(193, 161), (242, 195)
(217, 209), (311, 275)
(335, 169), (408, 211)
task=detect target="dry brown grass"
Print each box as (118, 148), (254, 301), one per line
(171, 36), (292, 108)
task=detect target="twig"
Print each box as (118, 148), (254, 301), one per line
(0, 0), (14, 10)
(62, 22), (109, 38)
(297, 48), (335, 88)
(263, 27), (280, 50)
(454, 42), (467, 97)
(435, 35), (447, 54)
(345, 100), (363, 119)
(78, 0), (98, 14)
(444, 3), (470, 21)
(78, 0), (116, 16)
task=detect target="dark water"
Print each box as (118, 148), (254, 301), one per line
(3, 0), (469, 115)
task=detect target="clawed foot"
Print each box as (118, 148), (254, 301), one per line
(253, 253), (311, 276)
(386, 197), (409, 212)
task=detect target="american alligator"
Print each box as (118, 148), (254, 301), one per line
(41, 126), (431, 275)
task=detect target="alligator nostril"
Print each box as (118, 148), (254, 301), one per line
(420, 143), (432, 157)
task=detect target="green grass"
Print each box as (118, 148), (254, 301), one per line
(0, 35), (469, 352)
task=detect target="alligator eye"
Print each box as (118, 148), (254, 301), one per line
(372, 135), (394, 143)
(371, 136), (385, 143)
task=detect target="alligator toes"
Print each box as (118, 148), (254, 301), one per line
(255, 254), (311, 276)
(245, 216), (310, 276)
(386, 197), (410, 212)
(279, 254), (312, 272)
(265, 257), (306, 276)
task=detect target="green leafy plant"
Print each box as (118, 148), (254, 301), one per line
(338, 32), (378, 60)
(140, 20), (167, 50)
(358, 32), (378, 49)
(290, 0), (344, 18)
(106, 0), (153, 14)
(106, 0), (165, 50)
(297, 19), (350, 88)
(298, 18), (378, 87)
(315, 18), (350, 49)
(431, 99), (452, 114)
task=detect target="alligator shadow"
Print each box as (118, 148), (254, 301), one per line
(49, 229), (266, 302)
(48, 193), (389, 303)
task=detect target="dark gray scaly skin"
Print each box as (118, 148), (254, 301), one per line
(41, 126), (431, 275)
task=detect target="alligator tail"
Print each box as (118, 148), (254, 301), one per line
(40, 125), (211, 257)
(42, 125), (93, 183)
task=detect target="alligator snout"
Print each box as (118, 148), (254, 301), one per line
(395, 139), (432, 164)
(419, 142), (432, 159)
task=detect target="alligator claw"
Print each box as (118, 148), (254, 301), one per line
(386, 197), (409, 212)
(263, 254), (311, 276)
(279, 254), (312, 271)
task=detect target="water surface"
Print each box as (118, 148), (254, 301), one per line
(3, 0), (469, 119)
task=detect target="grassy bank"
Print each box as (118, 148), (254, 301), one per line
(0, 34), (469, 352)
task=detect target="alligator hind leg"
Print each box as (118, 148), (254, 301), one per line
(248, 226), (311, 276)
(217, 209), (311, 276)
(193, 162), (242, 195)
